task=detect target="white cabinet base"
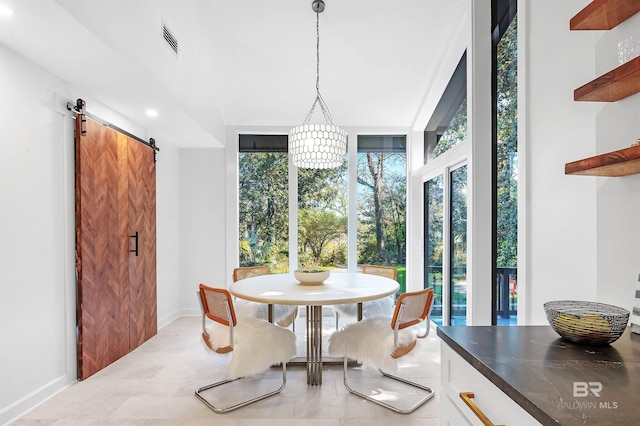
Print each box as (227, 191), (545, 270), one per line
(441, 343), (541, 425)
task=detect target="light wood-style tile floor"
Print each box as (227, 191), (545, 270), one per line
(9, 311), (441, 425)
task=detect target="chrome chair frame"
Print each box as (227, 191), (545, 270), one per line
(340, 288), (436, 414)
(194, 284), (288, 414)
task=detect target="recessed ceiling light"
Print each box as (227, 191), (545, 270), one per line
(0, 4), (15, 17)
(145, 109), (158, 118)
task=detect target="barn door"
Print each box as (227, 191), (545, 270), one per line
(127, 136), (157, 350)
(76, 116), (157, 379)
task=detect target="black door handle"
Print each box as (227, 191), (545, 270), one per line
(130, 231), (139, 256)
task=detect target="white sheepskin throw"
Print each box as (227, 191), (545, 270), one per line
(333, 295), (394, 318)
(205, 317), (296, 379)
(233, 298), (297, 323)
(328, 317), (418, 372)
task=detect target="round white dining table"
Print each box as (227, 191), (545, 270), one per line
(229, 272), (399, 385)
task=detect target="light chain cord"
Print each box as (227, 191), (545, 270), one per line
(302, 11), (333, 126)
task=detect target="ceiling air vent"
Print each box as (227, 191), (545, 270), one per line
(162, 21), (178, 56)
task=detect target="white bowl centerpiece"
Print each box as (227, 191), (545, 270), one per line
(294, 269), (330, 285)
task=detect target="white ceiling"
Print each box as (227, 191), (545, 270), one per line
(0, 0), (464, 147)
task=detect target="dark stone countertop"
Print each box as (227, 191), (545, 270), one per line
(437, 326), (640, 426)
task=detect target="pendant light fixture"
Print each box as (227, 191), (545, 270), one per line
(288, 0), (347, 169)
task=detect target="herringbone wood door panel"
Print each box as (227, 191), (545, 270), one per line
(127, 138), (157, 350)
(76, 117), (157, 380)
(76, 118), (129, 380)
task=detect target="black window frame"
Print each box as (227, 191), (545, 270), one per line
(491, 0), (517, 325)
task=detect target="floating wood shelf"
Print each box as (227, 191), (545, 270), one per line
(574, 57), (640, 102)
(570, 0), (640, 30)
(565, 144), (640, 176)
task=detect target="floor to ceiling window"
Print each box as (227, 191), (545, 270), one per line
(422, 52), (469, 326)
(423, 162), (468, 326)
(493, 0), (518, 325)
(238, 135), (290, 272)
(357, 135), (407, 293)
(238, 133), (407, 286)
(424, 176), (444, 323)
(297, 165), (348, 270)
(450, 165), (468, 325)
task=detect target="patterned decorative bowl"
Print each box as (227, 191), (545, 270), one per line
(294, 269), (329, 285)
(544, 300), (629, 345)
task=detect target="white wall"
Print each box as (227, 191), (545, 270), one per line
(156, 142), (182, 328)
(0, 43), (182, 424)
(0, 43), (76, 424)
(179, 148), (227, 315)
(467, 0), (493, 325)
(523, 0), (598, 323)
(592, 13), (640, 311)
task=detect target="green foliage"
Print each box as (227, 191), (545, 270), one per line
(298, 208), (347, 266)
(431, 97), (468, 159)
(357, 152), (406, 265)
(298, 165), (348, 214)
(396, 267), (406, 295)
(425, 167), (467, 270)
(425, 176), (444, 268)
(297, 165), (348, 267)
(496, 16), (518, 268)
(238, 152), (289, 268)
(239, 233), (271, 266)
(451, 166), (468, 267)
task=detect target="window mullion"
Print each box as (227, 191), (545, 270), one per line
(442, 166), (452, 326)
(347, 133), (357, 272)
(289, 154), (298, 271)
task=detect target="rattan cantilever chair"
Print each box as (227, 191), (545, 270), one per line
(232, 266), (298, 330)
(195, 283), (296, 413)
(332, 265), (398, 329)
(232, 265), (270, 281)
(328, 287), (435, 414)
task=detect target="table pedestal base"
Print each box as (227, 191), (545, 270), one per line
(306, 305), (322, 385)
(270, 301), (364, 385)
